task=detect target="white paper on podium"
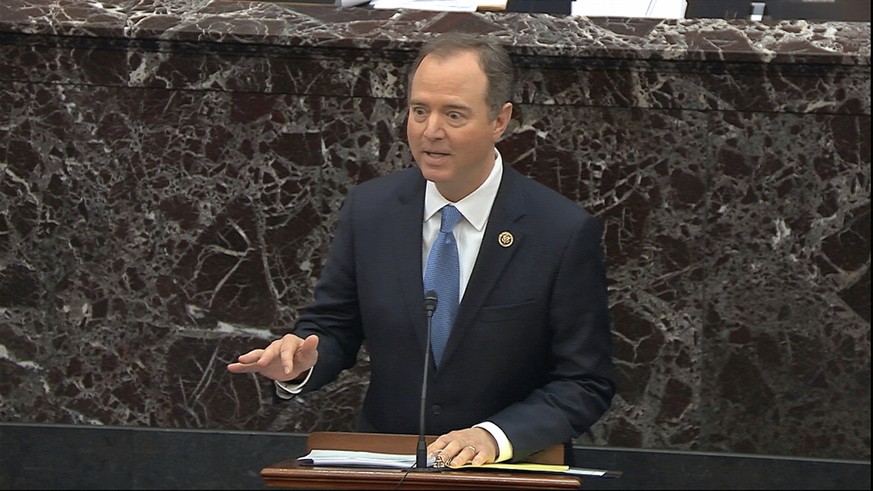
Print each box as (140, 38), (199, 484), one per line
(571, 0), (687, 19)
(297, 449), (436, 468)
(370, 0), (479, 11)
(467, 462), (624, 478)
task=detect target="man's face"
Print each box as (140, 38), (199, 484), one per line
(407, 50), (512, 202)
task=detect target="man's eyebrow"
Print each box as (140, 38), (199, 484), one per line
(442, 103), (471, 112)
(408, 99), (471, 112)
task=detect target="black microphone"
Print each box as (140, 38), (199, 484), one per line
(416, 290), (438, 469)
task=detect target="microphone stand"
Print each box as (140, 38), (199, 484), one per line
(415, 290), (439, 470)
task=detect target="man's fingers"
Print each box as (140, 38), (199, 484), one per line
(297, 335), (320, 367)
(427, 428), (496, 467)
(227, 334), (317, 380)
(470, 451), (490, 466)
(227, 362), (261, 374)
(235, 349), (265, 364)
(278, 334), (319, 375)
(279, 337), (297, 375)
(226, 349), (266, 373)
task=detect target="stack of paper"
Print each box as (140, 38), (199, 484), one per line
(297, 449), (433, 468)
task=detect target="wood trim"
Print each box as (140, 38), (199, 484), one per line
(262, 459), (581, 489)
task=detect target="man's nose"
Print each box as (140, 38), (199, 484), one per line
(422, 114), (445, 139)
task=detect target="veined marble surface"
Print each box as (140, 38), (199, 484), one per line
(1, 0), (870, 62)
(0, 0), (870, 460)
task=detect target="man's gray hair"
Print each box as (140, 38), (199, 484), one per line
(408, 33), (514, 120)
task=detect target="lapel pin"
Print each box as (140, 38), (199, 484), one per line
(498, 231), (514, 248)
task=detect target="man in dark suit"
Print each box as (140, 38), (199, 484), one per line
(227, 32), (615, 467)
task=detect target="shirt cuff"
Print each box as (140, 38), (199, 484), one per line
(274, 368), (313, 399)
(473, 421), (513, 463)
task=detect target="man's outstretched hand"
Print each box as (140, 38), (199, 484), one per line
(227, 334), (319, 382)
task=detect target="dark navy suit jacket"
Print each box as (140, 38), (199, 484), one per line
(292, 164), (615, 460)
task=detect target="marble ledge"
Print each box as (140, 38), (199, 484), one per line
(0, 0), (869, 66)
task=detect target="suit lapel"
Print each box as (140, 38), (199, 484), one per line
(441, 167), (527, 365)
(389, 168), (429, 350)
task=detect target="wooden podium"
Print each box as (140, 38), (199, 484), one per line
(261, 431), (583, 489)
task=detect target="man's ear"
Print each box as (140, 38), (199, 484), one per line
(492, 102), (513, 140)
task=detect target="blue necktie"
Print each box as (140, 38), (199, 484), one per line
(424, 205), (463, 367)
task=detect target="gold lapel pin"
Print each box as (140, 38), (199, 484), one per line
(498, 231), (514, 248)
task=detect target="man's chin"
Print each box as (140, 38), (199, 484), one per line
(417, 164), (450, 183)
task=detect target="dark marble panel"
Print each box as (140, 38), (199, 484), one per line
(697, 110), (871, 456)
(0, 0), (869, 463)
(3, 25), (870, 116)
(0, 81), (401, 431)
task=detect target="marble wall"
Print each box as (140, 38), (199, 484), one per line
(0, 0), (869, 461)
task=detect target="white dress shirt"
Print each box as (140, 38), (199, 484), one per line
(421, 151), (512, 462)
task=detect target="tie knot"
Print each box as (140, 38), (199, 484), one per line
(439, 205), (463, 233)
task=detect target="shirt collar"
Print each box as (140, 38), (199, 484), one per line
(424, 149), (503, 232)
